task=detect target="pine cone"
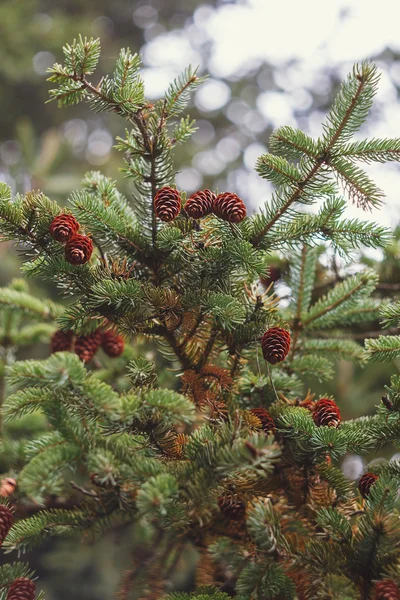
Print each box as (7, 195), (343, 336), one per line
(312, 398), (341, 428)
(6, 578), (36, 600)
(375, 579), (400, 600)
(74, 330), (101, 363)
(250, 407), (276, 435)
(154, 187), (181, 222)
(0, 504), (13, 545)
(0, 478), (17, 498)
(185, 189), (215, 219)
(358, 472), (379, 498)
(261, 327), (291, 364)
(101, 329), (125, 358)
(213, 192), (247, 223)
(217, 494), (246, 521)
(49, 214), (79, 243)
(50, 329), (74, 353)
(64, 234), (93, 265)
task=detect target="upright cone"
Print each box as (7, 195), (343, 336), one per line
(0, 504), (13, 546)
(312, 398), (341, 428)
(50, 330), (74, 353)
(75, 330), (101, 363)
(101, 329), (125, 358)
(154, 187), (181, 222)
(261, 327), (291, 364)
(6, 578), (36, 600)
(375, 579), (400, 600)
(358, 472), (379, 498)
(213, 192), (246, 223)
(185, 189), (215, 219)
(49, 214), (79, 243)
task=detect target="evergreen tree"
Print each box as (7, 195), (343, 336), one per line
(0, 36), (400, 599)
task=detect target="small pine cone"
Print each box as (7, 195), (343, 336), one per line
(375, 579), (400, 600)
(7, 578), (36, 600)
(101, 329), (125, 358)
(74, 330), (101, 363)
(49, 214), (79, 243)
(213, 192), (247, 223)
(261, 327), (291, 364)
(185, 189), (215, 219)
(250, 407), (276, 435)
(312, 398), (341, 428)
(0, 504), (13, 545)
(154, 187), (181, 222)
(50, 329), (74, 353)
(64, 234), (93, 265)
(0, 478), (17, 498)
(358, 472), (379, 498)
(217, 494), (246, 521)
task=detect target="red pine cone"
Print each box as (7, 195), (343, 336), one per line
(185, 189), (215, 219)
(49, 214), (79, 243)
(375, 580), (400, 600)
(0, 504), (13, 545)
(358, 472), (379, 498)
(154, 187), (181, 222)
(64, 234), (93, 265)
(312, 398), (341, 428)
(101, 329), (125, 358)
(213, 192), (247, 223)
(0, 478), (17, 498)
(261, 327), (291, 364)
(217, 495), (246, 521)
(250, 407), (276, 435)
(50, 330), (74, 353)
(74, 330), (101, 363)
(6, 578), (36, 600)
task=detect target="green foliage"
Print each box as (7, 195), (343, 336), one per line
(2, 42), (400, 600)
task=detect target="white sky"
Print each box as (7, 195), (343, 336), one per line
(140, 0), (400, 229)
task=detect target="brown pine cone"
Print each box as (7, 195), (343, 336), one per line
(74, 330), (101, 363)
(7, 578), (36, 600)
(50, 330), (74, 353)
(213, 192), (247, 223)
(64, 234), (93, 265)
(154, 187), (181, 222)
(250, 407), (276, 435)
(0, 504), (13, 545)
(185, 189), (215, 219)
(0, 478), (17, 498)
(375, 579), (400, 600)
(358, 472), (379, 498)
(49, 214), (79, 243)
(101, 329), (125, 358)
(261, 327), (291, 364)
(217, 494), (246, 521)
(312, 398), (341, 428)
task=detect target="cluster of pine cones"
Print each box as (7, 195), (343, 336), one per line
(51, 327), (124, 363)
(154, 187), (247, 223)
(49, 214), (93, 265)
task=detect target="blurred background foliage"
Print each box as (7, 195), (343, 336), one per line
(1, 0), (400, 597)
